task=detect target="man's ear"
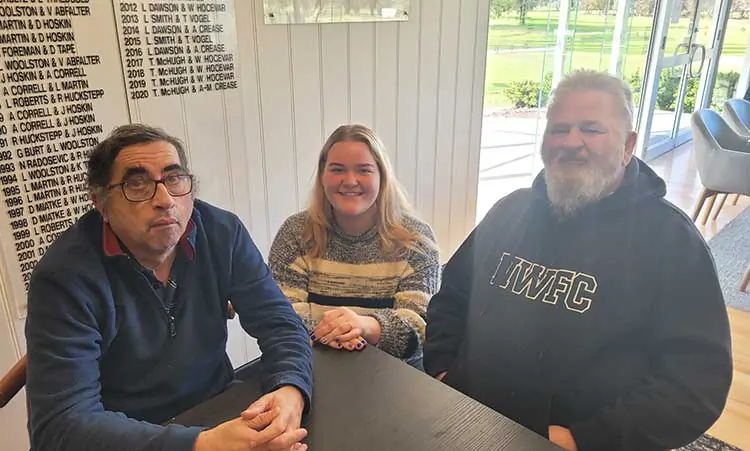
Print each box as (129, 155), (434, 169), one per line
(623, 131), (637, 165)
(91, 189), (108, 223)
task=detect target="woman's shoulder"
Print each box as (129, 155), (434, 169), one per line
(271, 211), (311, 253)
(278, 210), (310, 234)
(400, 213), (436, 240)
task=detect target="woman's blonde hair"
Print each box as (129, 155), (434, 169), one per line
(304, 124), (436, 258)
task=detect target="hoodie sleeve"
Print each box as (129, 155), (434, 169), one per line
(423, 193), (508, 379)
(569, 227), (733, 450)
(229, 219), (314, 411)
(423, 229), (478, 376)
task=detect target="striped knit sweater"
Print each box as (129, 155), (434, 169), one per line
(269, 211), (441, 360)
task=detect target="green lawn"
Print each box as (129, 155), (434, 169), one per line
(484, 11), (749, 106)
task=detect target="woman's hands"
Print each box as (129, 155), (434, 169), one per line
(311, 307), (382, 351)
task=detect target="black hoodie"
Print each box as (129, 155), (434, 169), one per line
(424, 158), (732, 450)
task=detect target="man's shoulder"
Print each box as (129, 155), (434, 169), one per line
(193, 199), (243, 229)
(637, 197), (711, 257)
(192, 200), (266, 260)
(483, 188), (534, 221)
(646, 197), (705, 239)
(34, 210), (104, 279)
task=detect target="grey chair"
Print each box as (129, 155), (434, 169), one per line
(689, 109), (750, 225)
(722, 98), (750, 139)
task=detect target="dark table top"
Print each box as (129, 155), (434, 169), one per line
(170, 346), (562, 451)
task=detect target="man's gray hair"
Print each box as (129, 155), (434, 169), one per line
(547, 69), (635, 135)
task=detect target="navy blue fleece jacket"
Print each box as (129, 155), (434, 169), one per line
(25, 199), (313, 451)
(424, 159), (732, 450)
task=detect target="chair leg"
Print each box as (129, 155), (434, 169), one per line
(692, 188), (713, 221)
(741, 265), (750, 293)
(701, 193), (718, 226)
(732, 194), (741, 206)
(711, 194), (728, 221)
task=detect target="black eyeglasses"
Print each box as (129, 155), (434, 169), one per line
(108, 174), (194, 202)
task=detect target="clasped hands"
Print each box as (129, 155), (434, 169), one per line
(309, 307), (381, 352)
(194, 386), (307, 451)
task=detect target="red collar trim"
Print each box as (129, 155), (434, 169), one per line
(102, 219), (195, 260)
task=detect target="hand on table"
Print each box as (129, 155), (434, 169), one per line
(193, 407), (307, 451)
(311, 307), (380, 349)
(241, 385), (305, 430)
(548, 426), (577, 451)
(199, 386), (305, 451)
(322, 335), (367, 352)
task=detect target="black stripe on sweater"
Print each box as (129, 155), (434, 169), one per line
(308, 292), (394, 309)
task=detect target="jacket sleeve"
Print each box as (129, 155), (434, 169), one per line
(25, 272), (203, 451)
(229, 219), (314, 411)
(570, 231), (733, 450)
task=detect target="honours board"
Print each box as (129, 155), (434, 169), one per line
(113, 0), (238, 101)
(0, 0), (238, 317)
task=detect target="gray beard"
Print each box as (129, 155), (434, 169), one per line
(544, 158), (622, 219)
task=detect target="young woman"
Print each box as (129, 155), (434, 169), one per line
(269, 124), (440, 365)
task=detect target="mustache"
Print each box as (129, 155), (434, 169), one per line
(546, 146), (589, 163)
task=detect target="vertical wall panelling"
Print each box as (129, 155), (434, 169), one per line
(183, 93), (233, 210)
(289, 25), (324, 207)
(234, 1), (271, 254)
(254, 18), (298, 236)
(433, 0), (461, 256)
(373, 23), (399, 165)
(395, 0), (421, 201)
(348, 23), (376, 127)
(449, 0), (482, 251)
(230, 0), (269, 364)
(320, 24), (350, 137)
(414, 0), (442, 228)
(220, 2), (251, 226)
(465, 0), (492, 235)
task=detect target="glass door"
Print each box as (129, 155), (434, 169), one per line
(636, 0), (729, 160)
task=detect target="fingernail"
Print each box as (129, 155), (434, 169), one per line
(335, 337), (340, 342)
(310, 334), (316, 340)
(356, 343), (363, 349)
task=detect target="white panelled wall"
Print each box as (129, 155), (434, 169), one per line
(0, 1), (490, 449)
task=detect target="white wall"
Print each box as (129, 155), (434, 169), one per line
(0, 1), (490, 449)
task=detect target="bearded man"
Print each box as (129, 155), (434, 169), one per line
(423, 70), (732, 451)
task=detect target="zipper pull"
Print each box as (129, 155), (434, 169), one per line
(168, 315), (176, 338)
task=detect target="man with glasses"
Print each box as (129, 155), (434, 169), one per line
(25, 124), (313, 451)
